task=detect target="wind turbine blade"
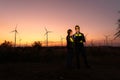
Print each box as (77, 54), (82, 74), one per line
(44, 32), (47, 36)
(16, 30), (18, 33)
(114, 34), (120, 39)
(11, 30), (15, 33)
(48, 31), (52, 33)
(15, 24), (18, 30)
(44, 27), (47, 32)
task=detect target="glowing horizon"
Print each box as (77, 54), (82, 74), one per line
(0, 0), (120, 46)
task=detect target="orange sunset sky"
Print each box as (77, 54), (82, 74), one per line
(0, 0), (120, 46)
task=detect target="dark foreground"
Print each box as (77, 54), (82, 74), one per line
(0, 47), (120, 80)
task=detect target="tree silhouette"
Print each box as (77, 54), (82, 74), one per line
(114, 11), (120, 39)
(0, 40), (12, 47)
(114, 19), (120, 39)
(32, 41), (42, 48)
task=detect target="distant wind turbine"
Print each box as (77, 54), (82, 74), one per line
(19, 38), (22, 47)
(60, 36), (65, 46)
(85, 33), (88, 46)
(44, 27), (52, 47)
(85, 33), (88, 40)
(104, 35), (110, 46)
(11, 24), (18, 47)
(90, 40), (94, 47)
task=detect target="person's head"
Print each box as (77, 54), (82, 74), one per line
(67, 29), (73, 36)
(75, 25), (80, 33)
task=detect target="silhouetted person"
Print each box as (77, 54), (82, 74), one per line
(73, 25), (90, 69)
(66, 29), (74, 68)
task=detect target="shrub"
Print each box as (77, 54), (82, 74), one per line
(0, 40), (13, 48)
(32, 41), (42, 49)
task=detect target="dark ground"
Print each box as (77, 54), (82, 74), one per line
(0, 47), (120, 80)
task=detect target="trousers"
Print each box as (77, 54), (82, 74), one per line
(75, 46), (88, 69)
(66, 47), (74, 67)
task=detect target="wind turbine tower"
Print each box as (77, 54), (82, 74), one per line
(60, 36), (65, 46)
(104, 35), (110, 46)
(44, 27), (52, 47)
(11, 25), (18, 47)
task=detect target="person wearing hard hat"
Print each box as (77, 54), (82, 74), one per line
(74, 25), (90, 69)
(66, 29), (74, 68)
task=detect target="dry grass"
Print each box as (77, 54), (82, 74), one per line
(0, 46), (120, 80)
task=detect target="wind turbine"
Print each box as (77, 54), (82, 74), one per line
(11, 24), (18, 47)
(60, 36), (65, 46)
(84, 33), (88, 46)
(44, 27), (52, 47)
(19, 38), (22, 47)
(90, 39), (94, 47)
(104, 35), (110, 46)
(85, 33), (88, 39)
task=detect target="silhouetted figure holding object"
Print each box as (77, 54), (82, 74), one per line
(66, 29), (74, 68)
(74, 25), (90, 69)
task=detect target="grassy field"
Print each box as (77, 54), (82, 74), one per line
(0, 46), (120, 80)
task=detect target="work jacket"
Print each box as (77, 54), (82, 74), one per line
(74, 32), (86, 47)
(66, 35), (74, 49)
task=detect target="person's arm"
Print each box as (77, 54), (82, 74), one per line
(82, 33), (86, 42)
(73, 34), (76, 42)
(67, 36), (71, 42)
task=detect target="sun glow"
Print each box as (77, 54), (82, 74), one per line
(0, 0), (120, 46)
